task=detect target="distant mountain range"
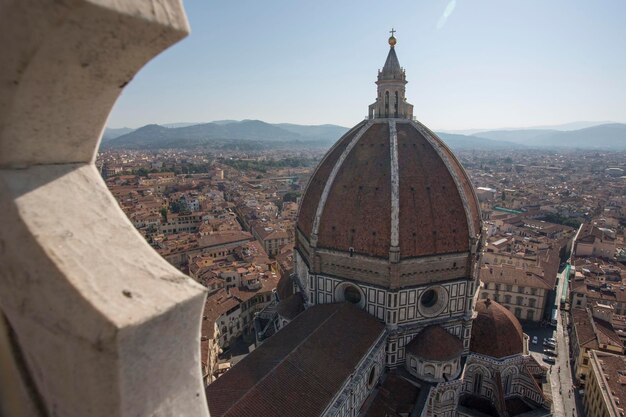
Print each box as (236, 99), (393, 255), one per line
(436, 132), (521, 150)
(472, 123), (626, 149)
(102, 120), (350, 150)
(102, 127), (134, 140)
(101, 120), (626, 151)
(440, 120), (616, 135)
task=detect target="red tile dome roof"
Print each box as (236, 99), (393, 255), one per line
(296, 119), (481, 260)
(470, 299), (524, 359)
(406, 325), (463, 361)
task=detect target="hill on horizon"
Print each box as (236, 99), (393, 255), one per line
(102, 120), (626, 151)
(102, 119), (523, 151)
(103, 120), (351, 150)
(440, 120), (616, 135)
(102, 127), (134, 141)
(473, 123), (626, 149)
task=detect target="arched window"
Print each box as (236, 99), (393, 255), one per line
(504, 374), (512, 394)
(474, 372), (483, 395)
(385, 91), (389, 117)
(394, 91), (399, 117)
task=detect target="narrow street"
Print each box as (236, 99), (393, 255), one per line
(526, 266), (580, 416)
(552, 308), (577, 416)
(552, 266), (578, 416)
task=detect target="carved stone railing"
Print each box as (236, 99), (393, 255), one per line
(0, 1), (209, 416)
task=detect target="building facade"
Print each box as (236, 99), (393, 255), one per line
(583, 350), (626, 417)
(570, 305), (624, 385)
(479, 265), (551, 322)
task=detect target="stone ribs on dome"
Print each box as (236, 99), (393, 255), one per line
(470, 299), (525, 359)
(297, 119), (481, 260)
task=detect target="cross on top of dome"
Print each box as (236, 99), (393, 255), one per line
(388, 28), (397, 47)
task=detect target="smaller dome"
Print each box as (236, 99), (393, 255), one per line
(406, 325), (463, 361)
(388, 35), (396, 47)
(470, 299), (524, 359)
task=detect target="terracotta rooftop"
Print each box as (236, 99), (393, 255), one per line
(361, 371), (421, 417)
(405, 325), (463, 361)
(206, 303), (385, 417)
(571, 307), (623, 352)
(578, 223), (616, 243)
(276, 293), (305, 320)
(297, 120), (480, 260)
(590, 351), (626, 415)
(275, 271), (295, 300)
(479, 264), (553, 290)
(198, 231), (253, 248)
(470, 299), (524, 359)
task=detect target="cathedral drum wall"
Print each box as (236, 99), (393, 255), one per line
(294, 249), (309, 293)
(300, 272), (476, 325)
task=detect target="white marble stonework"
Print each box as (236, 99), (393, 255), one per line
(0, 1), (209, 417)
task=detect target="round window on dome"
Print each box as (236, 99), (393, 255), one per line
(335, 282), (365, 308)
(421, 289), (438, 308)
(418, 286), (449, 318)
(344, 286), (362, 304)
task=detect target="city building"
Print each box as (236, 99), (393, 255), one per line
(570, 260), (626, 316)
(250, 223), (291, 257)
(574, 222), (618, 259)
(583, 350), (626, 417)
(479, 264), (552, 322)
(205, 34), (550, 417)
(570, 305), (624, 385)
(159, 211), (207, 235)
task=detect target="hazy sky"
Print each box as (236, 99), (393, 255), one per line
(107, 0), (626, 130)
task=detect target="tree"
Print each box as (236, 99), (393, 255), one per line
(282, 191), (301, 203)
(160, 207), (168, 223)
(135, 168), (149, 177)
(170, 200), (186, 213)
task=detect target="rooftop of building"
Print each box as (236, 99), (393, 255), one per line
(479, 264), (554, 290)
(361, 370), (422, 417)
(571, 307), (623, 351)
(589, 351), (626, 417)
(205, 303), (385, 417)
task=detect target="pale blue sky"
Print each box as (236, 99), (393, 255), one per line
(108, 0), (626, 130)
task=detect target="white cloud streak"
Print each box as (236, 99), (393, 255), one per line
(437, 0), (457, 30)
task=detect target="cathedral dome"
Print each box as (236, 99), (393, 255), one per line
(470, 299), (524, 359)
(296, 119), (481, 261)
(294, 34), (481, 291)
